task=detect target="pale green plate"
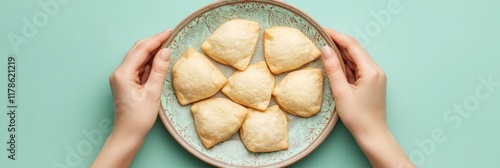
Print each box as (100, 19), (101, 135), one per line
(159, 0), (340, 167)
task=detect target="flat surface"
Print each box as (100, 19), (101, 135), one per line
(0, 0), (499, 167)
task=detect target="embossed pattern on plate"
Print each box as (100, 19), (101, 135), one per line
(159, 1), (341, 167)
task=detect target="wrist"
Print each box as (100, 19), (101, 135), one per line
(109, 130), (146, 149)
(352, 123), (390, 140)
(92, 130), (146, 168)
(353, 125), (393, 148)
(343, 117), (389, 141)
(350, 124), (411, 167)
(111, 122), (151, 143)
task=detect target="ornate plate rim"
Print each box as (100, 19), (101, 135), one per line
(158, 0), (343, 167)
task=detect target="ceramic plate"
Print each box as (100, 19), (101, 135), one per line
(159, 0), (341, 167)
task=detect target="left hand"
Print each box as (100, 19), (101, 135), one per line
(109, 29), (172, 140)
(92, 28), (172, 168)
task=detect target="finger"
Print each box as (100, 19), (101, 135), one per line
(140, 64), (151, 85)
(343, 58), (356, 84)
(323, 28), (375, 69)
(338, 48), (351, 77)
(350, 67), (358, 83)
(121, 29), (172, 71)
(145, 48), (171, 92)
(124, 32), (164, 65)
(321, 46), (350, 96)
(131, 37), (151, 51)
(344, 57), (356, 74)
(138, 64), (145, 78)
(136, 64), (146, 84)
(339, 47), (354, 64)
(340, 52), (363, 82)
(345, 64), (356, 84)
(335, 45), (357, 83)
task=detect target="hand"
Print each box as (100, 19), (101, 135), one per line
(321, 28), (414, 168)
(92, 28), (172, 168)
(321, 28), (387, 137)
(110, 28), (172, 139)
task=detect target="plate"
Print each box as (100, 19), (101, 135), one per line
(159, 0), (341, 167)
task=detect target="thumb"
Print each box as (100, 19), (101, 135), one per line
(321, 46), (350, 97)
(146, 48), (171, 91)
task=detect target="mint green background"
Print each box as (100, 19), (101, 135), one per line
(1, 0), (499, 167)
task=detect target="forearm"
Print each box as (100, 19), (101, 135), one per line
(352, 125), (414, 168)
(91, 132), (145, 168)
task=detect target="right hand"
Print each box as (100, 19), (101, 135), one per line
(321, 28), (388, 136)
(321, 28), (414, 168)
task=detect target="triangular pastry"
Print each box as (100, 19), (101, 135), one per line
(191, 98), (248, 148)
(264, 27), (321, 74)
(172, 48), (227, 105)
(222, 61), (275, 111)
(202, 19), (260, 71)
(273, 68), (323, 117)
(240, 106), (288, 152)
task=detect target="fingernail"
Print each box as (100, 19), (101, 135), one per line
(160, 48), (171, 61)
(164, 28), (172, 33)
(321, 46), (333, 59)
